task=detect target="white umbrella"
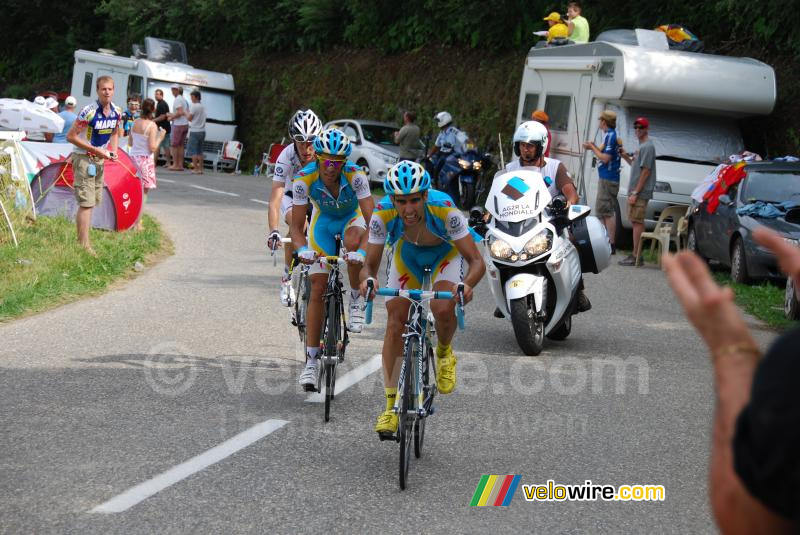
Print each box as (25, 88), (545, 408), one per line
(0, 98), (65, 134)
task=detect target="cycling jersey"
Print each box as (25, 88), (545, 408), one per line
(368, 189), (476, 294)
(293, 160), (371, 258)
(273, 143), (306, 190)
(73, 100), (123, 154)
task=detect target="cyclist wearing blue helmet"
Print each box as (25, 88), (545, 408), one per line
(359, 161), (485, 434)
(292, 128), (374, 391)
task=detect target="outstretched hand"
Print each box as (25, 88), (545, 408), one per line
(662, 251), (755, 354)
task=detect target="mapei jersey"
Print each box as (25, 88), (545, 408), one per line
(292, 160), (371, 217)
(73, 100), (123, 154)
(368, 189), (476, 246)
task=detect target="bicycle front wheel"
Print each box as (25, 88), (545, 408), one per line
(323, 362), (335, 422)
(295, 271), (309, 343)
(399, 341), (415, 490)
(414, 341), (434, 459)
(322, 292), (340, 422)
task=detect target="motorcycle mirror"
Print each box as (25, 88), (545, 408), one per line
(549, 195), (568, 214)
(469, 206), (486, 222)
(567, 204), (591, 222)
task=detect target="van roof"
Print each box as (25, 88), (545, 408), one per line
(74, 49), (234, 92)
(526, 41), (775, 116)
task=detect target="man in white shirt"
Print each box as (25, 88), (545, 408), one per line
(168, 84), (190, 170)
(186, 90), (207, 174)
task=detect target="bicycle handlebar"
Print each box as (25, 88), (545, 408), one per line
(364, 280), (465, 330)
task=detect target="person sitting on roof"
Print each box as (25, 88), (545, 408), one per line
(543, 12), (569, 44)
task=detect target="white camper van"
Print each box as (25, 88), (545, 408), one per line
(70, 37), (236, 168)
(515, 30), (776, 239)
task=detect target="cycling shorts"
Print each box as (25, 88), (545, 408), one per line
(280, 194), (293, 220)
(384, 239), (464, 301)
(307, 210), (366, 276)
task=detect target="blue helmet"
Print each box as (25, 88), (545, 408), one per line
(384, 161), (431, 195)
(313, 128), (352, 157)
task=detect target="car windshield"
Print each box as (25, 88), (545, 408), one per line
(361, 124), (398, 146)
(742, 171), (800, 204)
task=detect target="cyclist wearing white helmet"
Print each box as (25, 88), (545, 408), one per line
(360, 161), (485, 435)
(496, 121), (592, 313)
(267, 109), (323, 307)
(292, 128), (374, 390)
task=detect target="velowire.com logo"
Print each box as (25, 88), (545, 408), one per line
(469, 475), (522, 507)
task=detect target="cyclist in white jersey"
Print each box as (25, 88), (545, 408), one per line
(496, 121), (591, 312)
(267, 109), (323, 306)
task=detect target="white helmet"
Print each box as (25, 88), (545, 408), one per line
(435, 111), (453, 128)
(288, 109), (322, 142)
(513, 121), (549, 157)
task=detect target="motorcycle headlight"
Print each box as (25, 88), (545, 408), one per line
(489, 237), (514, 260)
(458, 158), (471, 169)
(473, 161), (482, 170)
(523, 229), (553, 257)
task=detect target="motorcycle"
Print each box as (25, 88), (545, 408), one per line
(471, 169), (611, 355)
(424, 146), (492, 209)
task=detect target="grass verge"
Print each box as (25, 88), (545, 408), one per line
(625, 247), (792, 331)
(0, 215), (172, 322)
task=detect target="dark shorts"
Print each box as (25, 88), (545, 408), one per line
(186, 131), (205, 157)
(595, 179), (620, 217)
(170, 124), (188, 147)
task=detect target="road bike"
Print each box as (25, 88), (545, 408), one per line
(314, 234), (349, 422)
(365, 270), (465, 490)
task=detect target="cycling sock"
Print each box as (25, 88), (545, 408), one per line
(436, 342), (451, 358)
(306, 346), (320, 363)
(350, 288), (360, 300)
(385, 387), (397, 411)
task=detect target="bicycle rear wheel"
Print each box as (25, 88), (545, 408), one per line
(414, 341), (434, 458)
(399, 342), (414, 490)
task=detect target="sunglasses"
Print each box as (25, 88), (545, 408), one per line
(634, 125), (646, 130)
(319, 157), (345, 169)
(292, 133), (317, 143)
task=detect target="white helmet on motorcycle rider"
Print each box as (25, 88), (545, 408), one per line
(435, 111), (453, 128)
(513, 121), (549, 158)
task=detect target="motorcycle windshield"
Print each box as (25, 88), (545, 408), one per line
(485, 170), (552, 223)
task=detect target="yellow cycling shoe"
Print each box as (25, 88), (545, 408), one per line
(375, 409), (399, 434)
(436, 346), (458, 394)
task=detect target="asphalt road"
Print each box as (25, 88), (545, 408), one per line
(0, 169), (778, 534)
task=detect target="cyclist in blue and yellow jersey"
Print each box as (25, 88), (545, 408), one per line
(359, 161), (485, 434)
(267, 109), (323, 308)
(292, 128), (375, 391)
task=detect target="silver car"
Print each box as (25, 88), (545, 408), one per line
(324, 119), (425, 184)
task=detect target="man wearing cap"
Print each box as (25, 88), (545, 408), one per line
(43, 97), (61, 142)
(543, 12), (569, 44)
(66, 75), (122, 255)
(619, 117), (657, 266)
(583, 110), (621, 253)
(531, 109), (551, 157)
(168, 84), (189, 170)
(53, 96), (78, 143)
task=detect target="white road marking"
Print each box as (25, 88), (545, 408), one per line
(250, 199), (269, 205)
(305, 354), (382, 403)
(89, 419), (289, 513)
(189, 184), (239, 197)
(159, 178), (176, 183)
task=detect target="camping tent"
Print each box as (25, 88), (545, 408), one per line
(30, 151), (143, 231)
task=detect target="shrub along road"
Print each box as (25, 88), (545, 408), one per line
(0, 169), (778, 532)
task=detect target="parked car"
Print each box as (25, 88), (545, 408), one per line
(687, 161), (800, 283)
(324, 119), (425, 183)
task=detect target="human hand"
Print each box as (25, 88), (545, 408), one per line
(344, 249), (366, 265)
(267, 230), (282, 251)
(297, 246), (317, 264)
(662, 251), (756, 354)
(360, 277), (377, 300)
(627, 194), (636, 206)
(753, 226), (800, 289)
(453, 282), (473, 304)
(582, 141), (593, 150)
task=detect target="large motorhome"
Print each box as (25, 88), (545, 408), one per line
(70, 37), (236, 168)
(516, 30), (776, 238)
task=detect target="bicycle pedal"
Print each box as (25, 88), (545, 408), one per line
(303, 384), (317, 393)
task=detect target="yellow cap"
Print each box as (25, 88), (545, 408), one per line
(543, 12), (562, 22)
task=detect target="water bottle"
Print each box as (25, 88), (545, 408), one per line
(253, 165), (260, 176)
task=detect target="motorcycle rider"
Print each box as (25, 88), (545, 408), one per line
(360, 161), (485, 435)
(495, 120), (592, 312)
(426, 111), (468, 186)
(267, 109), (323, 307)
